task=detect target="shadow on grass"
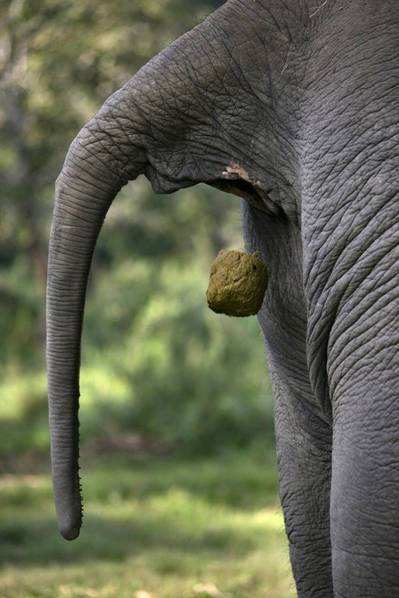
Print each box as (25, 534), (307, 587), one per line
(1, 453), (279, 510)
(0, 507), (264, 568)
(0, 452), (281, 570)
(81, 451), (279, 510)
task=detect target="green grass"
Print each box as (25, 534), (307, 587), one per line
(0, 451), (295, 597)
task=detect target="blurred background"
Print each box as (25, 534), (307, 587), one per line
(0, 1), (294, 596)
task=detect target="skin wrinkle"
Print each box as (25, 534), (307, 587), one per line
(203, 25), (246, 79)
(78, 123), (128, 175)
(328, 247), (398, 343)
(308, 113), (396, 174)
(86, 119), (131, 166)
(303, 94), (399, 162)
(318, 22), (399, 79)
(323, 159), (389, 211)
(67, 148), (123, 191)
(308, 159), (392, 209)
(304, 163), (399, 267)
(59, 176), (116, 206)
(306, 199), (399, 329)
(328, 294), (398, 389)
(304, 122), (399, 211)
(214, 6), (302, 173)
(306, 89), (397, 150)
(313, 124), (391, 194)
(138, 32), (288, 195)
(333, 554), (398, 592)
(305, 225), (380, 315)
(332, 346), (399, 408)
(307, 46), (399, 98)
(309, 216), (398, 344)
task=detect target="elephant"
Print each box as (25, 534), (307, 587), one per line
(46, 0), (399, 596)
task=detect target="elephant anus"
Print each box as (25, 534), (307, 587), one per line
(47, 1), (399, 597)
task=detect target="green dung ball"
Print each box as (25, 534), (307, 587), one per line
(206, 249), (268, 317)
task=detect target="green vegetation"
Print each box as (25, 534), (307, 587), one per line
(0, 451), (294, 597)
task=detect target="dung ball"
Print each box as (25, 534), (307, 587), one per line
(206, 249), (268, 317)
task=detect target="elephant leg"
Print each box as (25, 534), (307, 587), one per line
(242, 204), (333, 593)
(330, 360), (399, 596)
(273, 374), (333, 597)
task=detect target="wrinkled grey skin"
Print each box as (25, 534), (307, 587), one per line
(47, 1), (399, 595)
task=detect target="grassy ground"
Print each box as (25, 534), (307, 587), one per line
(0, 450), (295, 597)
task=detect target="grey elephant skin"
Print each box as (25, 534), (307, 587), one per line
(46, 1), (399, 596)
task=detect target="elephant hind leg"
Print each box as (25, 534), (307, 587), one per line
(273, 375), (333, 597)
(331, 375), (399, 597)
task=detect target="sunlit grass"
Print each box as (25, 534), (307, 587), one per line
(0, 452), (295, 597)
